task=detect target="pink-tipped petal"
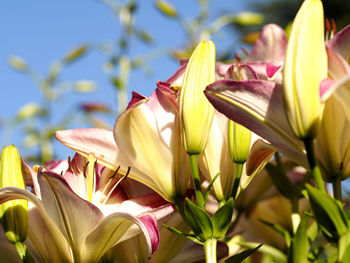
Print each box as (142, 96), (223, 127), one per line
(205, 80), (307, 167)
(320, 78), (337, 102)
(139, 214), (160, 254)
(327, 46), (350, 80)
(126, 91), (147, 110)
(165, 64), (187, 88)
(55, 128), (129, 172)
(266, 63), (281, 78)
(246, 24), (287, 62)
(328, 24), (350, 63)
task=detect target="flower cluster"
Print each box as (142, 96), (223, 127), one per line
(2, 0), (350, 262)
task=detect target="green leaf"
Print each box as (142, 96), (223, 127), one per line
(135, 29), (153, 44)
(154, 0), (178, 17)
(338, 231), (350, 262)
(233, 12), (264, 26)
(288, 215), (310, 263)
(74, 81), (97, 93)
(306, 184), (348, 242)
(212, 198), (234, 238)
(8, 55), (28, 71)
(162, 224), (202, 245)
(306, 221), (318, 243)
(184, 198), (213, 241)
(63, 45), (88, 64)
(224, 244), (262, 263)
(237, 241), (287, 262)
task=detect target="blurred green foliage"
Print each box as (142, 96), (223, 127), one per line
(2, 0), (265, 164)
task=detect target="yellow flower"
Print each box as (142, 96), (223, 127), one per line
(283, 0), (327, 139)
(180, 41), (216, 154)
(0, 146), (28, 244)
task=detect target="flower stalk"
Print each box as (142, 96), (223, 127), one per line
(189, 154), (205, 207)
(204, 238), (217, 263)
(304, 138), (326, 192)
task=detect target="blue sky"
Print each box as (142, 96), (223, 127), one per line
(0, 0), (255, 158)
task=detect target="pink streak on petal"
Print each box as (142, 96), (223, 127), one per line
(266, 63), (281, 78)
(328, 24), (350, 63)
(139, 214), (160, 254)
(126, 92), (147, 110)
(320, 78), (336, 102)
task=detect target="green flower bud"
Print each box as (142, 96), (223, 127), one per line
(228, 121), (251, 163)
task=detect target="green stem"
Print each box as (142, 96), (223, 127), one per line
(14, 242), (34, 263)
(231, 163), (244, 199)
(274, 152), (283, 169)
(189, 154), (205, 207)
(174, 196), (186, 220)
(303, 138), (326, 192)
(204, 238), (217, 263)
(14, 242), (26, 261)
(332, 175), (342, 201)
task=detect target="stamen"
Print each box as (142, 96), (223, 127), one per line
(102, 166), (131, 205)
(67, 156), (73, 173)
(234, 52), (241, 62)
(110, 165), (121, 179)
(331, 19), (336, 38)
(83, 161), (89, 179)
(325, 18), (330, 41)
(325, 18), (331, 33)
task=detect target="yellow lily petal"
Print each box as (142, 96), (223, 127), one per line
(283, 0), (327, 139)
(0, 146), (28, 244)
(180, 40), (216, 154)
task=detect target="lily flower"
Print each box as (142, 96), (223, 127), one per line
(55, 85), (191, 203)
(0, 153), (172, 263)
(113, 86), (191, 202)
(216, 23), (287, 84)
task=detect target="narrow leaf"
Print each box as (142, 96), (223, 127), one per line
(162, 224), (202, 245)
(204, 172), (220, 201)
(224, 244), (262, 263)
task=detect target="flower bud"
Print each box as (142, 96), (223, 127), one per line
(0, 146), (28, 244)
(228, 121), (251, 164)
(283, 0), (327, 139)
(180, 41), (216, 154)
